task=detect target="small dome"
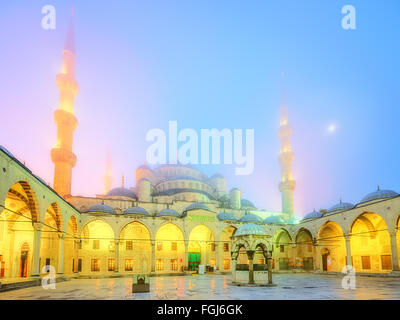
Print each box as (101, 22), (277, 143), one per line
(359, 188), (398, 204)
(327, 201), (354, 213)
(302, 210), (323, 221)
(124, 206), (149, 216)
(217, 212), (237, 221)
(184, 202), (210, 212)
(239, 214), (263, 224)
(264, 216), (285, 224)
(106, 187), (137, 199)
(86, 204), (115, 214)
(241, 199), (256, 208)
(235, 223), (266, 236)
(157, 209), (180, 217)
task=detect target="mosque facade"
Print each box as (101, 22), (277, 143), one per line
(0, 14), (399, 287)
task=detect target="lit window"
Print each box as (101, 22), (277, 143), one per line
(210, 259), (216, 267)
(171, 242), (177, 251)
(223, 259), (230, 270)
(361, 256), (371, 270)
(280, 245), (284, 253)
(157, 242), (163, 251)
(91, 259), (100, 272)
(211, 243), (216, 251)
(108, 259), (115, 271)
(223, 243), (229, 252)
(171, 259), (178, 271)
(258, 259), (265, 264)
(381, 255), (392, 270)
(307, 242), (313, 252)
(156, 259), (164, 271)
(126, 241), (133, 251)
(93, 240), (100, 250)
(125, 259), (133, 271)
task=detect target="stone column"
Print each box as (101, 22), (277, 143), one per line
(247, 250), (255, 284)
(151, 240), (156, 274)
(31, 223), (42, 277)
(114, 240), (120, 273)
(74, 240), (80, 273)
(231, 258), (237, 282)
(214, 242), (219, 272)
(292, 243), (296, 271)
(313, 239), (319, 272)
(57, 232), (65, 274)
(184, 240), (188, 273)
(345, 235), (352, 268)
(267, 254), (273, 284)
(390, 232), (400, 272)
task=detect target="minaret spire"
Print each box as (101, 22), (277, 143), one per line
(104, 150), (113, 194)
(51, 10), (79, 197)
(278, 73), (296, 218)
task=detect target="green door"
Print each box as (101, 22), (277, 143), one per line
(188, 252), (200, 271)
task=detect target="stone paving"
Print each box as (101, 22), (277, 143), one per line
(0, 273), (400, 300)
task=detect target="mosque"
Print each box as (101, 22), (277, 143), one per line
(0, 14), (400, 289)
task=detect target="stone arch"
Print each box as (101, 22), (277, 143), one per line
(118, 219), (153, 240)
(155, 222), (185, 273)
(119, 221), (152, 273)
(350, 211), (392, 273)
(317, 221), (346, 272)
(79, 219), (115, 275)
(63, 215), (79, 275)
(218, 225), (237, 271)
(4, 180), (40, 222)
(188, 224), (216, 269)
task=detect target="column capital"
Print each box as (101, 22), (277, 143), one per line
(246, 250), (255, 259)
(32, 222), (42, 231)
(57, 231), (65, 239)
(114, 240), (120, 245)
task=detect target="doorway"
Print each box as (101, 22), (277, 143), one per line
(322, 249), (331, 272)
(188, 252), (200, 272)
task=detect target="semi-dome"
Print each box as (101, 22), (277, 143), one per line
(302, 210), (323, 221)
(327, 200), (354, 213)
(157, 209), (180, 217)
(264, 215), (285, 224)
(124, 206), (149, 216)
(184, 202), (210, 212)
(240, 199), (256, 208)
(86, 204), (115, 214)
(106, 187), (137, 199)
(217, 212), (237, 221)
(239, 214), (263, 224)
(359, 188), (398, 204)
(235, 223), (266, 236)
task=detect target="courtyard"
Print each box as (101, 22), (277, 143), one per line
(0, 273), (400, 300)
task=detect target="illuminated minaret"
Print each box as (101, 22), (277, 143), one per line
(51, 10), (78, 197)
(278, 73), (296, 218)
(104, 151), (113, 194)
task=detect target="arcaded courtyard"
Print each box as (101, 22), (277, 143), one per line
(1, 274), (400, 300)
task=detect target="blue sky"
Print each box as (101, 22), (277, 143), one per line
(0, 0), (399, 216)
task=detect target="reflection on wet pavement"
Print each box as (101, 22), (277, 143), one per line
(1, 273), (400, 300)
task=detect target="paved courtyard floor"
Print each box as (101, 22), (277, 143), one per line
(1, 273), (400, 300)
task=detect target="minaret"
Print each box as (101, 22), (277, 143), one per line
(104, 151), (113, 194)
(51, 9), (78, 197)
(278, 73), (296, 218)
